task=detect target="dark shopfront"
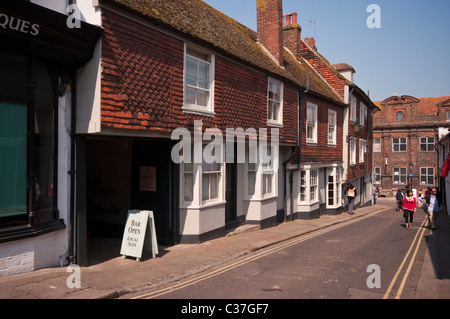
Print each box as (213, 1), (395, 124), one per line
(78, 137), (180, 265)
(0, 1), (101, 272)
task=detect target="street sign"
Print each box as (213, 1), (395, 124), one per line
(120, 210), (159, 261)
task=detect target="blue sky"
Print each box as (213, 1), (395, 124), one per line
(202, 0), (450, 102)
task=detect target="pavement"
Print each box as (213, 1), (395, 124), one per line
(1, 197), (449, 299)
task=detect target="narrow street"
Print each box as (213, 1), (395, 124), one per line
(128, 199), (429, 300)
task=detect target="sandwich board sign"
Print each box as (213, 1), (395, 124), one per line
(120, 210), (158, 261)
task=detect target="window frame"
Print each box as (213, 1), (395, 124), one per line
(0, 52), (65, 239)
(373, 138), (381, 153)
(267, 77), (283, 126)
(373, 167), (381, 184)
(298, 169), (319, 204)
(360, 102), (367, 127)
(306, 102), (318, 144)
(420, 137), (435, 152)
(392, 137), (407, 152)
(183, 44), (215, 116)
(393, 167), (407, 185)
(420, 167), (435, 186)
(328, 109), (337, 146)
(350, 138), (357, 165)
(350, 95), (357, 123)
(326, 168), (342, 208)
(359, 139), (367, 163)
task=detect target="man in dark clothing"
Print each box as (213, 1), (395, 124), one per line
(395, 189), (404, 211)
(425, 187), (442, 230)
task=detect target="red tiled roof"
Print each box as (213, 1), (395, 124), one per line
(104, 0), (343, 104)
(374, 95), (450, 117)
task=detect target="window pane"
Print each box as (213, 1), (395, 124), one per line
(196, 89), (208, 107)
(184, 173), (193, 202)
(34, 69), (55, 221)
(0, 102), (27, 217)
(248, 172), (256, 196)
(202, 175), (209, 201)
(263, 174), (272, 195)
(186, 87), (196, 104)
(186, 58), (198, 85)
(209, 174), (218, 199)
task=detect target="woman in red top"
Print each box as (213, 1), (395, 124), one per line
(403, 190), (417, 229)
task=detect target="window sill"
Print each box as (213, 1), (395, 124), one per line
(182, 106), (215, 117)
(0, 219), (66, 244)
(267, 121), (283, 128)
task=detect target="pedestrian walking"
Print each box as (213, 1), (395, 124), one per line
(395, 189), (404, 211)
(425, 187), (442, 231)
(402, 190), (416, 229)
(417, 189), (425, 209)
(373, 186), (379, 204)
(345, 184), (357, 215)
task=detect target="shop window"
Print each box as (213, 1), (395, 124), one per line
(0, 53), (63, 232)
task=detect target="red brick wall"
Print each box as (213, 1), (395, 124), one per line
(100, 9), (298, 144)
(346, 93), (373, 180)
(101, 9), (185, 132)
(256, 0), (283, 65)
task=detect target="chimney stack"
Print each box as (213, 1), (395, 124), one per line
(257, 0), (284, 66)
(283, 12), (302, 60)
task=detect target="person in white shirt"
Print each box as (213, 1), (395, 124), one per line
(425, 187), (442, 231)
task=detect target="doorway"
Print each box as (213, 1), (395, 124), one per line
(79, 137), (179, 265)
(225, 163), (237, 227)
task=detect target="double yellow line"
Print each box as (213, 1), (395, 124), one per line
(133, 208), (386, 299)
(383, 217), (428, 299)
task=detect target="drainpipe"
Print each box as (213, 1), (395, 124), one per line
(68, 68), (77, 265)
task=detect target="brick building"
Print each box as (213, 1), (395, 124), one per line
(373, 95), (450, 196)
(73, 0), (357, 265)
(1, 0), (378, 273)
(296, 32), (379, 210)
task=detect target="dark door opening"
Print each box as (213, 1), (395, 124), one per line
(225, 162), (237, 228)
(131, 140), (174, 246)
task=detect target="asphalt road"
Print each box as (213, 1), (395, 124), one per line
(130, 204), (429, 300)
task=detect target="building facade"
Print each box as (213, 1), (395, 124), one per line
(297, 38), (379, 211)
(1, 0), (377, 275)
(0, 0), (101, 276)
(373, 95), (450, 196)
